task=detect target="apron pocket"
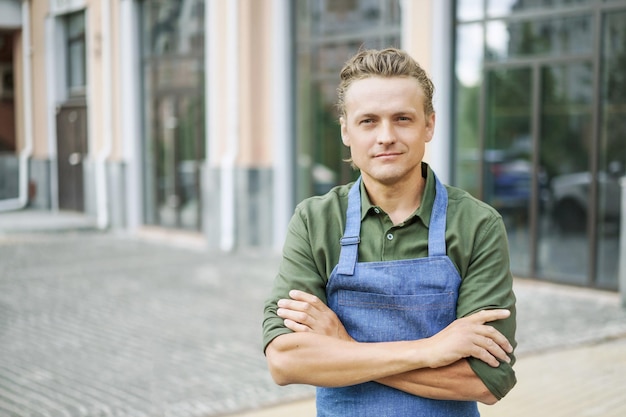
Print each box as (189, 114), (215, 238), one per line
(336, 290), (457, 342)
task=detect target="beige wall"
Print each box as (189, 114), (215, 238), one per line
(239, 0), (274, 168)
(402, 0), (434, 72)
(87, 0), (123, 160)
(30, 0), (49, 160)
(402, 0), (436, 165)
(208, 0), (276, 168)
(88, 0), (103, 156)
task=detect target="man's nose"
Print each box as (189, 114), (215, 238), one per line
(377, 122), (396, 144)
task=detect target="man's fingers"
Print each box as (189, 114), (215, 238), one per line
(283, 318), (311, 333)
(277, 291), (323, 315)
(479, 335), (511, 364)
(277, 291), (325, 333)
(277, 307), (310, 325)
(472, 343), (501, 368)
(278, 298), (312, 313)
(468, 321), (513, 366)
(288, 289), (323, 305)
(481, 325), (514, 354)
(471, 309), (511, 324)
(468, 309), (514, 354)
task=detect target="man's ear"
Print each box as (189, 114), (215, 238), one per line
(340, 117), (350, 146)
(425, 112), (436, 143)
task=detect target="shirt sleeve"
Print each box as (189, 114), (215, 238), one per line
(457, 214), (518, 400)
(262, 205), (330, 353)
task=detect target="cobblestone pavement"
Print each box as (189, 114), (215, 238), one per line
(1, 210), (626, 417)
(0, 227), (311, 417)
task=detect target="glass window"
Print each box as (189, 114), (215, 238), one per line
(486, 15), (593, 61)
(484, 67), (533, 275)
(294, 0), (401, 201)
(311, 0), (399, 35)
(140, 0), (205, 230)
(597, 10), (626, 288)
(487, 0), (593, 17)
(66, 12), (86, 96)
(454, 1), (626, 289)
(457, 0), (484, 21)
(454, 23), (484, 196)
(538, 63), (593, 284)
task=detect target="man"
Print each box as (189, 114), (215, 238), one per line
(263, 48), (516, 416)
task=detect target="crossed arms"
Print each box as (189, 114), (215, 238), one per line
(265, 289), (513, 405)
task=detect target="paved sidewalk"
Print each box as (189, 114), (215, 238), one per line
(1, 209), (626, 417)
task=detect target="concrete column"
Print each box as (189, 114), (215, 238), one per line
(271, 0), (293, 250)
(120, 0), (142, 231)
(618, 177), (626, 308)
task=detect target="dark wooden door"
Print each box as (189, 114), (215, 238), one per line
(56, 100), (88, 212)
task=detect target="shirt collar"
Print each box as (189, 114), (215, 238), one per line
(359, 162), (436, 228)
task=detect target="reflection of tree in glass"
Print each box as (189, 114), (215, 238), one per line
(314, 85), (340, 164)
(539, 64), (592, 180)
(513, 21), (550, 57)
(456, 83), (479, 152)
(486, 68), (531, 155)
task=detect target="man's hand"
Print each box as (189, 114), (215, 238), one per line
(277, 290), (512, 369)
(277, 290), (354, 342)
(424, 309), (513, 368)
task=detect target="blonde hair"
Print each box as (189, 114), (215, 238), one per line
(336, 48), (435, 118)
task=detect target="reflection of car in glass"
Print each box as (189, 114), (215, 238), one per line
(550, 161), (623, 233)
(484, 150), (533, 217)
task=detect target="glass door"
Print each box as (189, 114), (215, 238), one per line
(150, 92), (204, 230)
(140, 0), (205, 231)
(537, 63), (593, 285)
(484, 61), (593, 285)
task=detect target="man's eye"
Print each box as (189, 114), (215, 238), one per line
(360, 119), (373, 124)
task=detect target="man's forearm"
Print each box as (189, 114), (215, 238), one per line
(266, 332), (433, 387)
(376, 359), (498, 405)
(269, 291), (512, 401)
(268, 333), (497, 404)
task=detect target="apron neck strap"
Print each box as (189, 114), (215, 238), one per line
(336, 177), (362, 275)
(428, 175), (448, 257)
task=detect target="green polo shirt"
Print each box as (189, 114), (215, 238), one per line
(263, 163), (517, 400)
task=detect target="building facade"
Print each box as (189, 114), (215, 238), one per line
(1, 0), (625, 292)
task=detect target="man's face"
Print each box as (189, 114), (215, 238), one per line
(340, 76), (435, 187)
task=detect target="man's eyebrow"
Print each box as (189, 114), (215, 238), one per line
(352, 112), (378, 120)
(353, 109), (418, 119)
(393, 109), (418, 116)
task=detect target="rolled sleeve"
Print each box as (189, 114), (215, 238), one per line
(457, 215), (517, 399)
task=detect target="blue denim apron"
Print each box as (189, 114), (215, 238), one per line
(316, 175), (479, 417)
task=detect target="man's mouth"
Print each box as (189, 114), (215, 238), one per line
(374, 152), (401, 158)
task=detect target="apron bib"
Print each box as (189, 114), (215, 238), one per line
(316, 175), (479, 417)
